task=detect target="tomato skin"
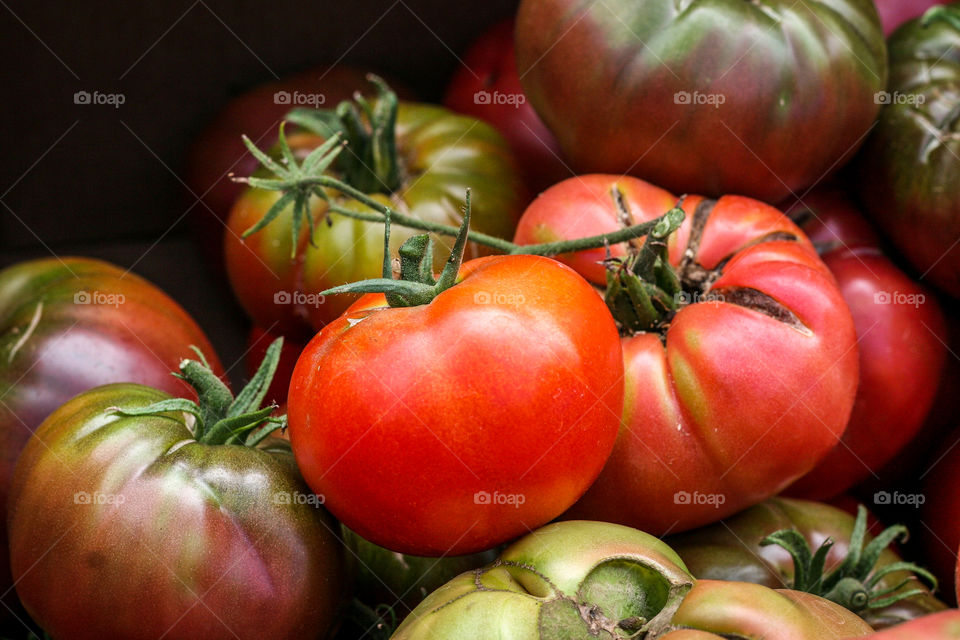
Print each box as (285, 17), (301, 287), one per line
(863, 610), (960, 638)
(515, 0), (887, 202)
(667, 497), (946, 628)
(875, 0), (946, 35)
(392, 520), (873, 639)
(7, 383), (343, 640)
(185, 66), (413, 271)
(287, 255), (624, 555)
(524, 179), (860, 533)
(855, 7), (960, 296)
(779, 191), (947, 499)
(513, 174), (678, 285)
(0, 257), (222, 620)
(225, 105), (528, 335)
(443, 19), (566, 193)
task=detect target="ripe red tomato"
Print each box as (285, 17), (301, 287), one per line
(514, 176), (859, 534)
(781, 190), (946, 499)
(443, 19), (567, 192)
(185, 67), (413, 272)
(875, 0), (945, 35)
(287, 254), (624, 555)
(863, 610), (960, 638)
(0, 257), (223, 623)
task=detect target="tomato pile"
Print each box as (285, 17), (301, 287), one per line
(4, 1), (960, 639)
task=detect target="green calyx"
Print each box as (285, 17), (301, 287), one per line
(922, 4), (960, 31)
(320, 189), (474, 308)
(111, 339), (287, 446)
(603, 192), (686, 334)
(760, 505), (938, 614)
(286, 74), (402, 194)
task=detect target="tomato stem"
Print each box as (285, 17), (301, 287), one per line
(235, 123), (683, 259)
(111, 339), (287, 446)
(759, 505), (938, 616)
(921, 4), (960, 31)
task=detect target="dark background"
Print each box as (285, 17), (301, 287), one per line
(0, 0), (518, 382)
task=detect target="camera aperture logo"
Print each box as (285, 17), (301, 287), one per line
(474, 90), (526, 108)
(273, 491), (325, 507)
(674, 490), (726, 508)
(874, 490), (924, 508)
(875, 91), (925, 106)
(74, 290), (125, 307)
(473, 490), (525, 508)
(873, 291), (925, 308)
(674, 91), (725, 108)
(74, 491), (125, 505)
(274, 290), (325, 308)
(473, 290), (525, 306)
(74, 90), (125, 108)
(675, 291), (724, 307)
(274, 91), (326, 107)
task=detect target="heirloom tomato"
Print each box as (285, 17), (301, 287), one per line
(392, 520), (873, 639)
(7, 342), (343, 640)
(515, 0), (887, 202)
(0, 256), (221, 622)
(855, 4), (960, 296)
(225, 78), (527, 336)
(514, 176), (859, 534)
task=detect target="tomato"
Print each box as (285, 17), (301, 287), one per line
(863, 610), (960, 638)
(225, 79), (528, 336)
(245, 325), (305, 410)
(855, 4), (960, 296)
(516, 176), (859, 534)
(778, 190), (947, 499)
(443, 19), (566, 193)
(666, 497), (945, 628)
(287, 250), (624, 555)
(875, 0), (946, 35)
(392, 520), (873, 639)
(184, 66), (413, 272)
(7, 344), (343, 640)
(515, 0), (887, 202)
(0, 256), (223, 623)
(920, 426), (960, 604)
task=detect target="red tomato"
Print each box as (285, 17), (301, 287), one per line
(875, 0), (945, 35)
(287, 255), (624, 555)
(781, 190), (946, 499)
(443, 19), (566, 193)
(514, 176), (859, 534)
